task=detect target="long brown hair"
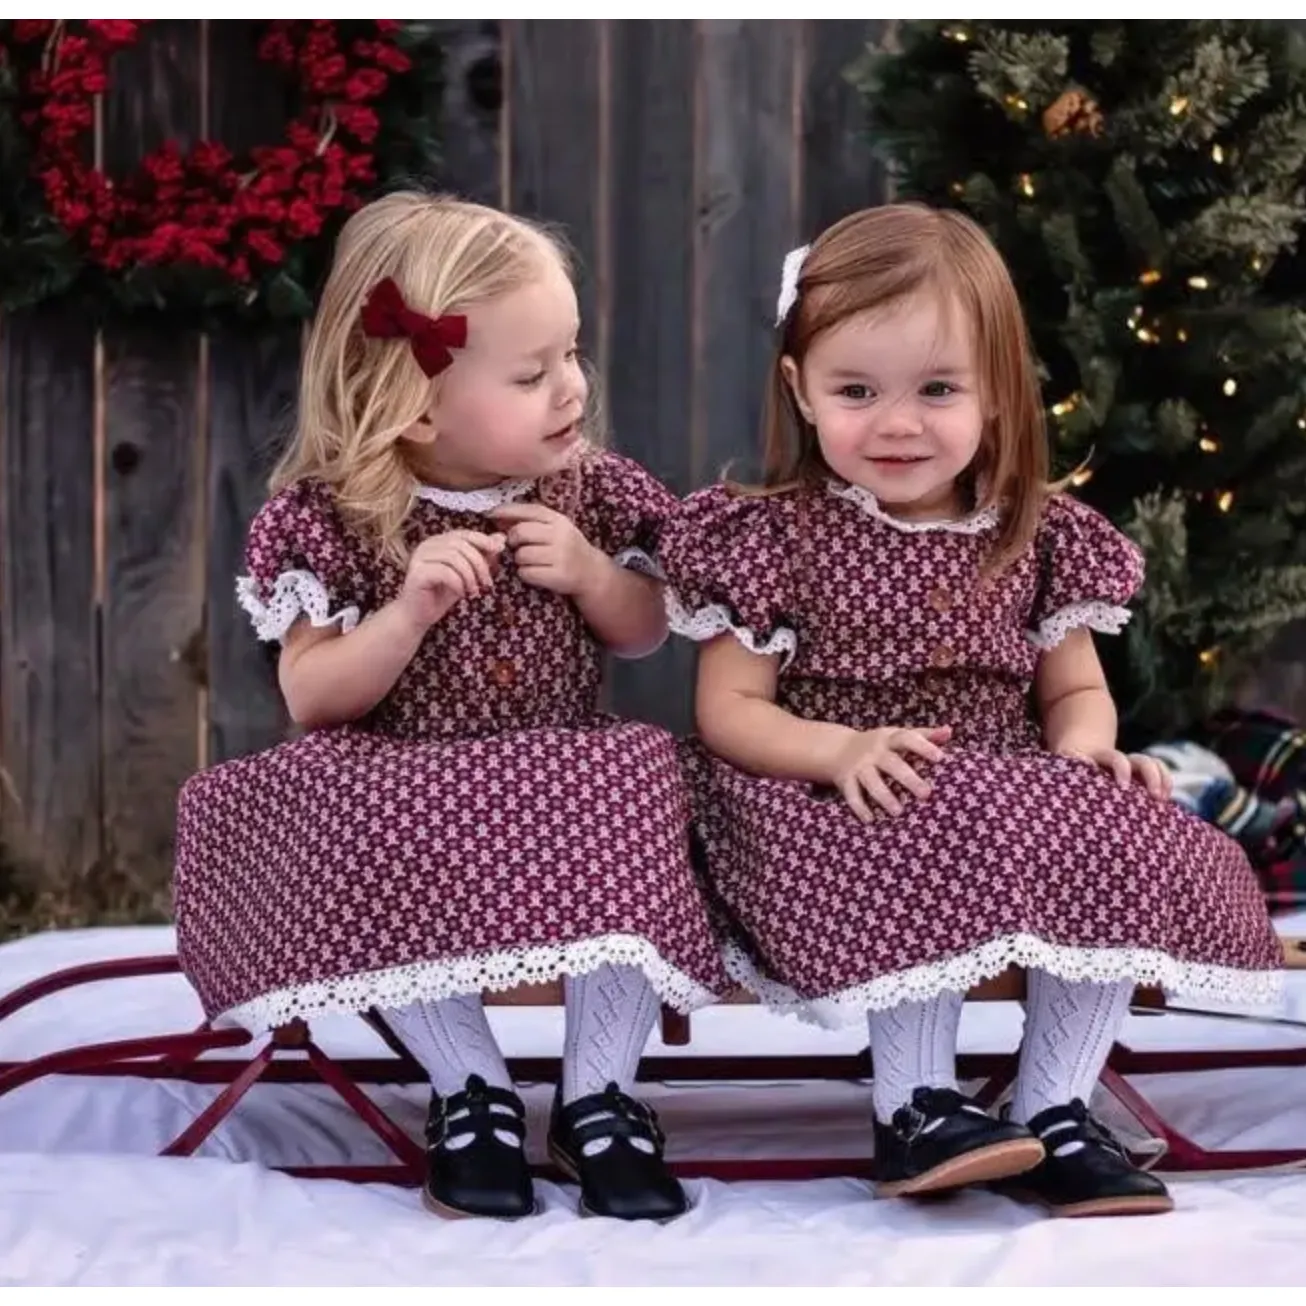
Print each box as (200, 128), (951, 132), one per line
(751, 202), (1050, 574)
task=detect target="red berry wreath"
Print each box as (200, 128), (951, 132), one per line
(0, 20), (443, 323)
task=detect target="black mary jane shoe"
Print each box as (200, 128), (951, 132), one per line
(547, 1081), (689, 1222)
(421, 1074), (537, 1221)
(872, 1085), (1045, 1198)
(992, 1098), (1174, 1218)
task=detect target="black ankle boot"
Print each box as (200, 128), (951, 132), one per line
(992, 1099), (1174, 1217)
(548, 1082), (688, 1222)
(872, 1086), (1045, 1198)
(421, 1074), (536, 1220)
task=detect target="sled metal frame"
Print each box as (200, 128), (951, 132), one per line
(3, 946), (1306, 1186)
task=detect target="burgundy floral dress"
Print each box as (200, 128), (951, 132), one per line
(173, 449), (729, 1033)
(656, 478), (1284, 1028)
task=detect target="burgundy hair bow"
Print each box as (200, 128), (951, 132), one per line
(359, 277), (468, 378)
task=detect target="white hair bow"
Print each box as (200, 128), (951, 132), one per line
(775, 243), (810, 326)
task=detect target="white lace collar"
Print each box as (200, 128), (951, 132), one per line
(827, 478), (1000, 535)
(413, 478), (536, 512)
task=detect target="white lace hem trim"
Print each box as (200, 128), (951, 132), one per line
(236, 569), (361, 645)
(609, 549), (670, 659)
(1027, 600), (1133, 650)
(213, 932), (719, 1033)
(613, 546), (665, 580)
(722, 933), (1285, 1031)
(414, 478), (535, 511)
(663, 587), (797, 668)
(828, 479), (1000, 535)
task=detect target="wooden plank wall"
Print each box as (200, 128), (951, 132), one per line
(0, 18), (888, 897)
(99, 25), (206, 878)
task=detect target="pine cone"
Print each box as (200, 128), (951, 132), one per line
(1043, 88), (1105, 138)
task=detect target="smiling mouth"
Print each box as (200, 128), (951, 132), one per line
(869, 454), (928, 464)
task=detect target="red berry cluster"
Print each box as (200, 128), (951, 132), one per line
(4, 19), (412, 284)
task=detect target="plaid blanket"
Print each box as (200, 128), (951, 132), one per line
(1201, 708), (1306, 916)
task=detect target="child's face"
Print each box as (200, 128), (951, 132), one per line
(783, 290), (984, 520)
(412, 257), (588, 487)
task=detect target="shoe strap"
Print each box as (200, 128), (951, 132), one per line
(1032, 1099), (1127, 1159)
(429, 1078), (527, 1148)
(559, 1083), (665, 1150)
(570, 1112), (662, 1153)
(434, 1109), (527, 1146)
(890, 1087), (988, 1140)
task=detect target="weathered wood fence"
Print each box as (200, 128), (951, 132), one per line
(0, 19), (889, 895)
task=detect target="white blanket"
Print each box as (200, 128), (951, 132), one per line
(4, 921), (1306, 1286)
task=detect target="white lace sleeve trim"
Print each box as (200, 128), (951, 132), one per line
(236, 569), (361, 645)
(664, 587), (797, 668)
(212, 932), (719, 1033)
(613, 546), (665, 580)
(1027, 600), (1133, 650)
(722, 934), (1285, 1032)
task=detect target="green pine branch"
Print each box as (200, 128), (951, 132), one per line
(853, 19), (1306, 743)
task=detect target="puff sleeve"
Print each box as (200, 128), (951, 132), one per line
(657, 485), (799, 666)
(1027, 492), (1145, 650)
(578, 449), (679, 579)
(236, 479), (373, 644)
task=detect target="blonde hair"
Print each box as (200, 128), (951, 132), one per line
(751, 202), (1051, 575)
(272, 190), (591, 562)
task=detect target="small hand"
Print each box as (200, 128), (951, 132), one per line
(491, 502), (604, 596)
(1056, 746), (1173, 801)
(397, 529), (506, 630)
(831, 725), (953, 824)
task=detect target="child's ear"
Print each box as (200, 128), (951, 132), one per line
(401, 410), (438, 445)
(779, 354), (815, 424)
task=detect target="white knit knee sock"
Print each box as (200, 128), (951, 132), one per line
(381, 993), (519, 1148)
(866, 990), (964, 1122)
(1009, 970), (1134, 1125)
(563, 963), (661, 1156)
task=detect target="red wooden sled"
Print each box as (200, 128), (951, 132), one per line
(3, 944), (1306, 1186)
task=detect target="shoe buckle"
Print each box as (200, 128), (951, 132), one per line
(630, 1098), (657, 1130)
(427, 1108), (449, 1150)
(1086, 1118), (1126, 1159)
(896, 1104), (929, 1143)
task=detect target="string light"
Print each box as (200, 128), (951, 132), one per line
(1252, 255), (1265, 272)
(1199, 436), (1219, 453)
(1170, 95), (1190, 115)
(950, 181), (965, 196)
(943, 26), (970, 41)
(1177, 328), (1190, 342)
(1005, 93), (1029, 112)
(1217, 490), (1234, 512)
(1211, 144), (1225, 163)
(1223, 378), (1238, 396)
(1051, 394), (1082, 417)
(1299, 416), (1306, 430)
(1127, 306), (1144, 329)
(1019, 173), (1035, 197)
(1136, 327), (1160, 344)
(1071, 468), (1094, 487)
(1188, 275), (1210, 290)
(1139, 269), (1162, 285)
(1199, 647), (1219, 666)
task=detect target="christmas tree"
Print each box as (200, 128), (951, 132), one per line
(852, 20), (1306, 746)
